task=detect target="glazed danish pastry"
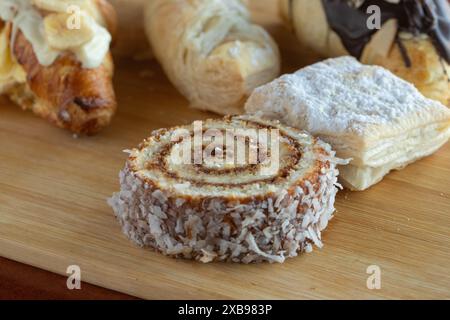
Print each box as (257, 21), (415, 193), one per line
(145, 0), (281, 115)
(280, 0), (450, 106)
(245, 57), (450, 191)
(0, 0), (117, 134)
(109, 115), (345, 263)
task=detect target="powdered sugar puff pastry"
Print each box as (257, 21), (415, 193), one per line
(145, 0), (280, 115)
(245, 57), (450, 191)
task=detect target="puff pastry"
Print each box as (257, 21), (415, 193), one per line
(109, 115), (345, 263)
(280, 0), (450, 107)
(0, 0), (117, 134)
(145, 0), (281, 115)
(245, 57), (450, 191)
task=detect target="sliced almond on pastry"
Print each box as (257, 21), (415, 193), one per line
(83, 0), (107, 27)
(361, 19), (398, 65)
(33, 0), (109, 29)
(43, 12), (94, 50)
(32, 0), (88, 12)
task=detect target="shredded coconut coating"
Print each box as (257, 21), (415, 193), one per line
(108, 116), (344, 263)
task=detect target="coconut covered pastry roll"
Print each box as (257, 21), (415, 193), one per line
(280, 0), (450, 106)
(0, 0), (117, 134)
(109, 115), (347, 263)
(145, 0), (281, 115)
(246, 57), (450, 191)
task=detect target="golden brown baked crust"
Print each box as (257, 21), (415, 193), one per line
(280, 0), (450, 108)
(374, 38), (450, 107)
(9, 30), (116, 135)
(0, 1), (118, 135)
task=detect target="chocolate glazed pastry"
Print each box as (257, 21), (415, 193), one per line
(280, 0), (450, 106)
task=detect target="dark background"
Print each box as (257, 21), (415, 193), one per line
(0, 257), (136, 300)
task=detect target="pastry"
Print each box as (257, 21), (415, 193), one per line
(0, 0), (117, 134)
(280, 0), (450, 106)
(245, 57), (450, 191)
(108, 115), (346, 263)
(144, 0), (281, 115)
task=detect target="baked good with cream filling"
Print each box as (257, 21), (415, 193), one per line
(0, 0), (117, 134)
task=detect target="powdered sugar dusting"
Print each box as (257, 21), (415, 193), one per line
(245, 56), (449, 137)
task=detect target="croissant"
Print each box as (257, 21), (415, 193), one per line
(0, 0), (117, 135)
(280, 0), (450, 107)
(145, 0), (281, 115)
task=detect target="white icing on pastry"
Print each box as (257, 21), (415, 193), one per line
(0, 0), (111, 68)
(245, 56), (450, 190)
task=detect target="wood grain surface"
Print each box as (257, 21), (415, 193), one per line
(0, 1), (449, 300)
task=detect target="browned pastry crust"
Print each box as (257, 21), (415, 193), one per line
(280, 0), (450, 108)
(7, 30), (116, 135)
(373, 38), (450, 107)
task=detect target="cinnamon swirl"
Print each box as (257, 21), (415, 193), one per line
(108, 115), (345, 263)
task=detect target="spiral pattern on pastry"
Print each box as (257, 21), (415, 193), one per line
(109, 115), (344, 263)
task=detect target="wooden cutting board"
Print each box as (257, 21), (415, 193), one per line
(0, 2), (449, 300)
